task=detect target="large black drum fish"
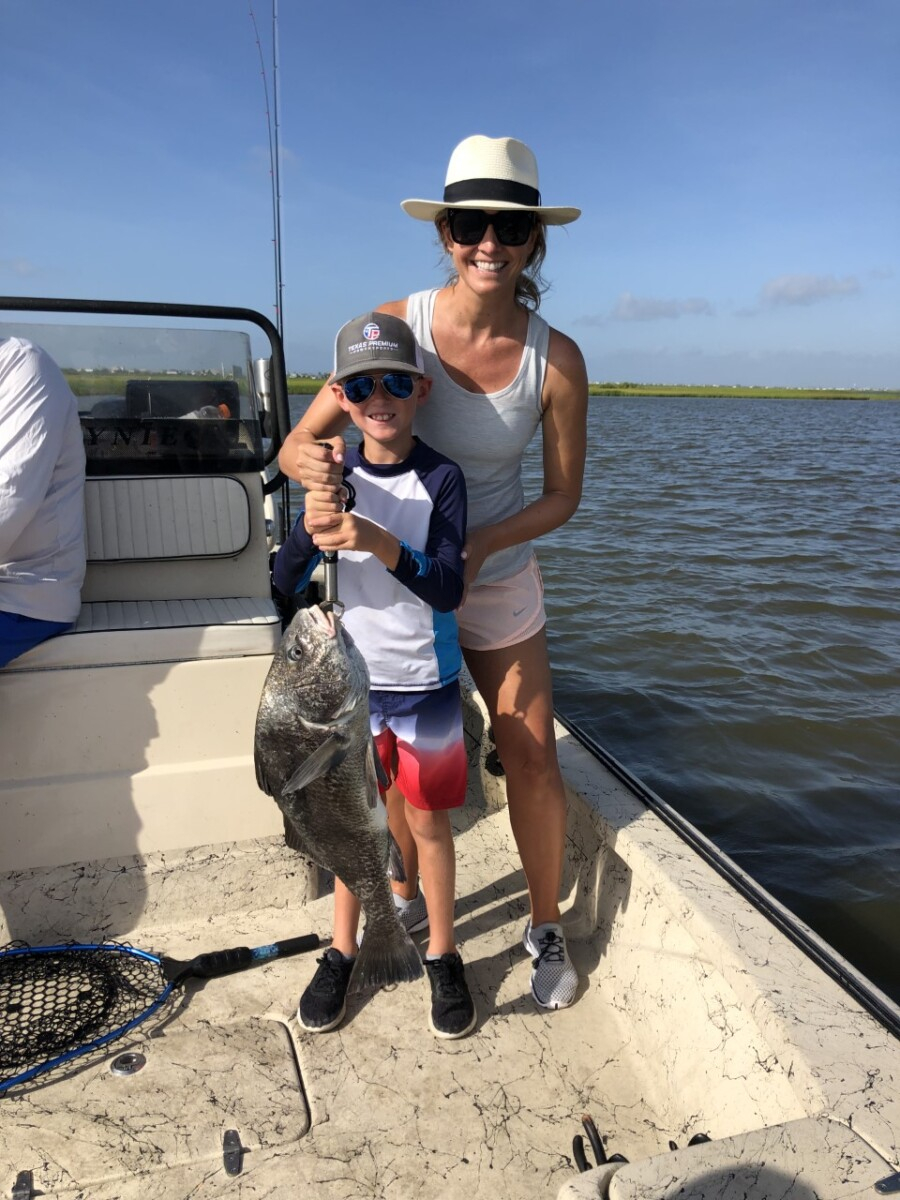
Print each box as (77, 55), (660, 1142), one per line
(254, 604), (422, 990)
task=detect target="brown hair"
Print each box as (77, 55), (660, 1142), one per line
(435, 216), (549, 311)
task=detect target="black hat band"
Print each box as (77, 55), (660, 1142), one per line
(443, 178), (542, 207)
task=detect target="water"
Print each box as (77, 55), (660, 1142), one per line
(288, 394), (900, 1004)
(532, 396), (900, 1005)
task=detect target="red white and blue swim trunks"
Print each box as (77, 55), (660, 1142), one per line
(369, 681), (467, 812)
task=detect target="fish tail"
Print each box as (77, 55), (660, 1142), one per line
(351, 919), (423, 992)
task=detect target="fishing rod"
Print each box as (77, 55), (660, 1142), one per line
(249, 0), (291, 535)
(271, 0), (284, 340)
(248, 0), (284, 340)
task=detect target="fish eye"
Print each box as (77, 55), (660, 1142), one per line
(286, 643), (303, 662)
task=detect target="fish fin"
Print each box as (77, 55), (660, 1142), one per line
(387, 831), (407, 884)
(282, 814), (305, 853)
(254, 746), (274, 796)
(282, 735), (350, 795)
(350, 917), (423, 992)
(372, 736), (391, 792)
(363, 737), (390, 811)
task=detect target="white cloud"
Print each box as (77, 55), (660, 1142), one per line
(0, 258), (39, 278)
(760, 274), (860, 307)
(611, 292), (714, 321)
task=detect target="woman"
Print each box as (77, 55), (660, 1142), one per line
(279, 135), (588, 1010)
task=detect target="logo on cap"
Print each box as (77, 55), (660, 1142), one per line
(363, 322), (380, 341)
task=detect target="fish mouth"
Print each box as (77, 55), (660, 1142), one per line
(310, 604), (338, 639)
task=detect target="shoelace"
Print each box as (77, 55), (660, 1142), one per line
(535, 931), (566, 965)
(429, 958), (466, 998)
(313, 953), (349, 994)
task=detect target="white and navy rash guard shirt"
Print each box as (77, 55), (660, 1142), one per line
(273, 439), (467, 692)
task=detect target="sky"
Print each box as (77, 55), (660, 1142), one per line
(2, 0), (898, 389)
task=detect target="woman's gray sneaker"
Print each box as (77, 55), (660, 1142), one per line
(357, 885), (429, 948)
(396, 885), (429, 933)
(522, 920), (578, 1010)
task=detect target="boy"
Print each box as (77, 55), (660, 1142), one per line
(273, 312), (475, 1039)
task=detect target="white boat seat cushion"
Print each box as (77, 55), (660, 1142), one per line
(8, 596), (281, 670)
(4, 475), (282, 671)
(85, 476), (251, 560)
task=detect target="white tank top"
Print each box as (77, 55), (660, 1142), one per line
(406, 288), (549, 584)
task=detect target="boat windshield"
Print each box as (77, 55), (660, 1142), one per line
(0, 318), (266, 475)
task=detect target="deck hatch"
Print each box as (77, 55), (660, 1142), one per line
(0, 1016), (310, 1193)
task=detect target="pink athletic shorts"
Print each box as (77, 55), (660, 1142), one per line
(370, 682), (467, 811)
(456, 556), (547, 652)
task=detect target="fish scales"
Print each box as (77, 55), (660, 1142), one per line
(254, 605), (423, 992)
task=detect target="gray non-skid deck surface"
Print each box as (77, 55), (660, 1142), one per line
(0, 806), (656, 1199)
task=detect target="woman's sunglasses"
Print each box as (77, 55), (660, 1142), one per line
(446, 208), (536, 247)
(341, 372), (416, 404)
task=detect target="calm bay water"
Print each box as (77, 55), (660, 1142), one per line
(532, 395), (899, 1004)
(289, 394), (900, 1004)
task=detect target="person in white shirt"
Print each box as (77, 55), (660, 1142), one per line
(0, 337), (86, 667)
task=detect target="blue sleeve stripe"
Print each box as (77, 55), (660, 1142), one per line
(432, 609), (462, 685)
(295, 551), (323, 594)
(399, 541), (431, 577)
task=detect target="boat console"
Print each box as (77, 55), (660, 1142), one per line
(0, 301), (294, 874)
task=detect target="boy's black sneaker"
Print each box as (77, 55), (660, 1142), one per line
(297, 948), (355, 1032)
(425, 952), (476, 1039)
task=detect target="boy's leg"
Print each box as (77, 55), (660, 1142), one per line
(407, 802), (476, 1038)
(373, 721), (419, 902)
(404, 804), (456, 956)
(331, 877), (362, 957)
(386, 684), (474, 1037)
(298, 878), (359, 1033)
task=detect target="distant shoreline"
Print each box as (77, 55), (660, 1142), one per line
(287, 378), (900, 401)
(61, 370), (899, 403)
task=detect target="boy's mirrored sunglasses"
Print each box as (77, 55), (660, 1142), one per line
(341, 372), (416, 404)
(446, 208), (536, 247)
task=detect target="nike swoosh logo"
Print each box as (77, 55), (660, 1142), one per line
(512, 607), (527, 617)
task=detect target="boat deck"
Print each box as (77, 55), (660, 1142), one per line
(2, 707), (898, 1199)
(2, 804), (656, 1199)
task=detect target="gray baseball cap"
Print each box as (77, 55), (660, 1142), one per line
(332, 312), (425, 383)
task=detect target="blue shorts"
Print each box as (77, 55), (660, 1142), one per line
(369, 682), (467, 812)
(0, 610), (73, 669)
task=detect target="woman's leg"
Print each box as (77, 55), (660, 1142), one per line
(404, 803), (457, 956)
(464, 628), (566, 927)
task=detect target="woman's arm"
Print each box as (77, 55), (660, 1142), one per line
(277, 380), (349, 489)
(461, 328), (588, 582)
(277, 298), (408, 490)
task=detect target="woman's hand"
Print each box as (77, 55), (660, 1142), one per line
(459, 527), (493, 601)
(292, 435), (346, 493)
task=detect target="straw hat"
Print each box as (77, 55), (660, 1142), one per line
(401, 135), (580, 225)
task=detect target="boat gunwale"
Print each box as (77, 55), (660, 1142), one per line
(556, 708), (900, 1042)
